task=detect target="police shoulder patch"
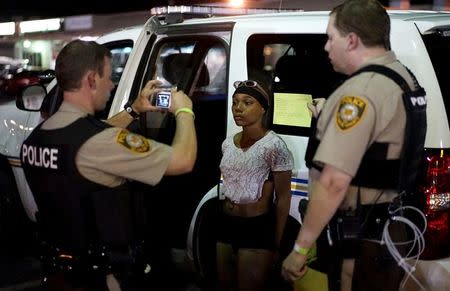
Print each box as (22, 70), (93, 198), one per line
(116, 129), (150, 153)
(336, 96), (367, 130)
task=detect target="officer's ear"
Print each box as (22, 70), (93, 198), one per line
(86, 70), (96, 89)
(346, 32), (359, 51)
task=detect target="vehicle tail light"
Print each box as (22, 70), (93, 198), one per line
(419, 148), (450, 259)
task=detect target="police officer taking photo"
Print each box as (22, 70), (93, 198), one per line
(20, 40), (196, 290)
(282, 0), (426, 290)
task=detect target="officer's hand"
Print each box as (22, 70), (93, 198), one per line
(307, 97), (326, 118)
(169, 87), (193, 114)
(132, 79), (163, 113)
(281, 250), (308, 282)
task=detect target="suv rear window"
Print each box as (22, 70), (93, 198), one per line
(422, 29), (450, 131)
(247, 34), (345, 136)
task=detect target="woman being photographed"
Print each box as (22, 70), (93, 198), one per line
(216, 80), (294, 291)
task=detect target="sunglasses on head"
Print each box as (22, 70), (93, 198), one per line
(233, 80), (259, 89)
(233, 80), (270, 109)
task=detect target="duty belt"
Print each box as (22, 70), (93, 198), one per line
(327, 202), (395, 258)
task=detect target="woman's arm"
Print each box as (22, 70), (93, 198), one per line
(273, 170), (292, 249)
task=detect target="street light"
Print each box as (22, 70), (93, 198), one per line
(229, 0), (244, 7)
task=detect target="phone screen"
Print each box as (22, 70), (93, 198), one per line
(153, 90), (171, 109)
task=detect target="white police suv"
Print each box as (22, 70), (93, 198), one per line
(2, 7), (450, 289)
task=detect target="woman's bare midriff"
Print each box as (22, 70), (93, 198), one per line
(223, 180), (274, 217)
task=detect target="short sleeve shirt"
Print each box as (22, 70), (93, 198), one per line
(314, 51), (416, 178)
(220, 130), (294, 203)
(42, 101), (172, 187)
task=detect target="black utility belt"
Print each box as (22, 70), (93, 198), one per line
(327, 203), (392, 258)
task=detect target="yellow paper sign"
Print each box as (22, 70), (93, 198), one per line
(273, 92), (313, 127)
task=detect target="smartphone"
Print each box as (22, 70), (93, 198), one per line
(152, 89), (171, 109)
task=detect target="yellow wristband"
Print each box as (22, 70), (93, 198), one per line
(175, 107), (195, 119)
(293, 243), (309, 255)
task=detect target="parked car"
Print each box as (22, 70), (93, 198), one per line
(0, 56), (27, 78)
(4, 8), (450, 289)
(0, 69), (55, 98)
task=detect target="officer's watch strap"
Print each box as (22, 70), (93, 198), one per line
(124, 101), (139, 119)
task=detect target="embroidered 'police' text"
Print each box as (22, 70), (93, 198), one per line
(410, 96), (426, 106)
(22, 144), (59, 169)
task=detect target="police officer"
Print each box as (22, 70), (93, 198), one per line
(20, 40), (196, 290)
(281, 1), (426, 291)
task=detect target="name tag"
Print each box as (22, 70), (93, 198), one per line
(22, 144), (60, 169)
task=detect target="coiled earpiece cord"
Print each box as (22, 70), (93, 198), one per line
(381, 205), (427, 291)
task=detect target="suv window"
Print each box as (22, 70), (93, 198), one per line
(97, 40), (134, 119)
(150, 40), (226, 98)
(247, 34), (345, 136)
(422, 30), (450, 131)
(143, 37), (227, 143)
(110, 46), (133, 84)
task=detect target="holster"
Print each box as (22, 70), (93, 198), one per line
(330, 202), (395, 257)
(329, 209), (363, 258)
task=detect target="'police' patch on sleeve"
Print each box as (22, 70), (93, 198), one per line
(336, 96), (367, 130)
(116, 129), (150, 153)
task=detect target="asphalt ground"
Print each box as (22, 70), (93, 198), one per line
(0, 245), (43, 290)
(0, 240), (202, 291)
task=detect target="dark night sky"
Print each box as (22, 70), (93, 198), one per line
(0, 0), (435, 22)
(0, 0), (192, 22)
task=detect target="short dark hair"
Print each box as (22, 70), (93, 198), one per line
(55, 40), (112, 91)
(331, 0), (391, 49)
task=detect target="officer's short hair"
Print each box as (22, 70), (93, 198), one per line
(55, 40), (112, 91)
(331, 0), (391, 50)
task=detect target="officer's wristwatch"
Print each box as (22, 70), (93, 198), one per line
(124, 101), (140, 120)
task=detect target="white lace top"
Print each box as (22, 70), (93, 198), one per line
(220, 130), (294, 203)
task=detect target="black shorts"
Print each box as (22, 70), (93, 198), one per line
(217, 210), (276, 251)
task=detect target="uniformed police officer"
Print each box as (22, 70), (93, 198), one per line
(20, 40), (196, 290)
(282, 1), (426, 291)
